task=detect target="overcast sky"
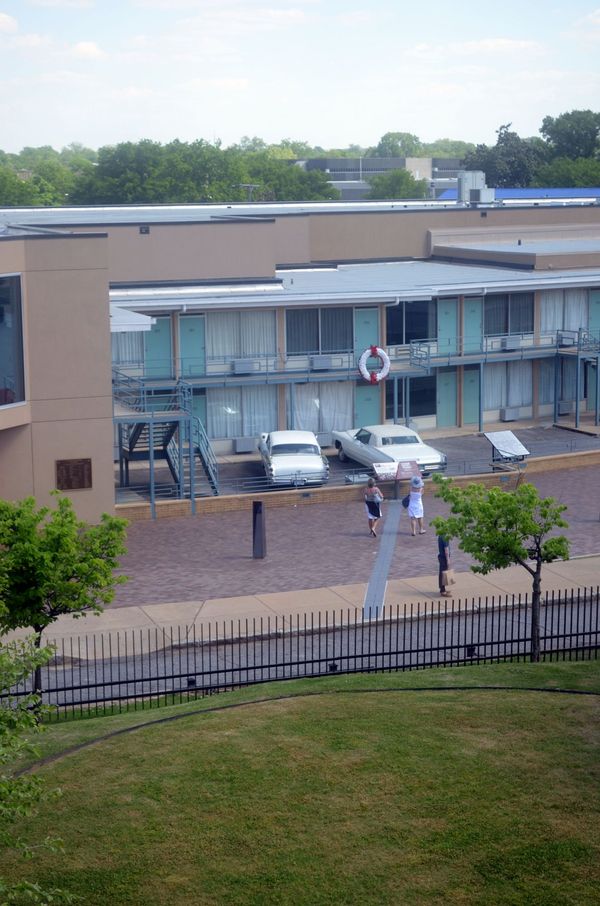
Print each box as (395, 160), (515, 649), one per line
(1, 0), (599, 154)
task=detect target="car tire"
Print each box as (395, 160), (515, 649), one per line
(338, 447), (348, 463)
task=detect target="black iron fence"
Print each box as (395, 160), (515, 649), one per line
(4, 587), (599, 720)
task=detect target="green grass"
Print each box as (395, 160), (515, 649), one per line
(3, 660), (600, 905)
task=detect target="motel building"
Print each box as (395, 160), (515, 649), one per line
(1, 194), (599, 520)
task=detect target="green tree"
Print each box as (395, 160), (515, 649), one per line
(370, 132), (423, 158)
(244, 154), (340, 201)
(366, 168), (428, 200)
(540, 110), (600, 160)
(0, 166), (42, 206)
(0, 638), (76, 904)
(0, 494), (127, 693)
(431, 478), (569, 662)
(462, 124), (546, 187)
(421, 138), (475, 157)
(533, 156), (600, 187)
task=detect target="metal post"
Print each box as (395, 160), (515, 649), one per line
(554, 355), (560, 423)
(189, 415), (196, 515)
(252, 501), (266, 559)
(479, 362), (484, 433)
(289, 384), (295, 429)
(405, 377), (410, 427)
(393, 377), (398, 423)
(596, 355), (600, 427)
(148, 419), (156, 519)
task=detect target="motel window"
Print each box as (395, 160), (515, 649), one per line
(484, 293), (534, 336)
(0, 275), (25, 405)
(386, 300), (437, 346)
(286, 307), (353, 355)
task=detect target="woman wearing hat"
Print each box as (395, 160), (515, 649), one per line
(408, 475), (426, 536)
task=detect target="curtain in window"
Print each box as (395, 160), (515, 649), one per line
(540, 290), (563, 332)
(241, 385), (277, 435)
(507, 360), (533, 407)
(563, 289), (588, 332)
(561, 359), (584, 400)
(539, 359), (556, 404)
(509, 293), (534, 334)
(484, 295), (508, 336)
(206, 312), (240, 359)
(241, 310), (277, 356)
(111, 332), (144, 365)
(483, 362), (506, 409)
(286, 309), (319, 355)
(207, 387), (242, 438)
(291, 384), (321, 432)
(319, 382), (353, 430)
(321, 309), (353, 353)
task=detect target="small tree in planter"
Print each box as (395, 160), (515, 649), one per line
(431, 477), (569, 662)
(0, 493), (128, 695)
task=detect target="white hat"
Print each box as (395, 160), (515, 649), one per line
(411, 475), (424, 488)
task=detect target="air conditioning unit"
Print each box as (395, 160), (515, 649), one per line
(232, 359), (257, 374)
(557, 332), (576, 347)
(233, 436), (256, 453)
(501, 337), (522, 351)
(310, 355), (333, 370)
(558, 400), (575, 415)
(499, 407), (519, 422)
(469, 188), (496, 204)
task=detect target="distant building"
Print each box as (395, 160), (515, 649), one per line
(297, 157), (463, 199)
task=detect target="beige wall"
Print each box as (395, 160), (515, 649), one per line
(0, 234), (115, 522)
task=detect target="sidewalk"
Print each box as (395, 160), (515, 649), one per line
(26, 553), (600, 646)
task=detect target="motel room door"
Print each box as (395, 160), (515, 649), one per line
(437, 298), (458, 356)
(463, 297), (483, 354)
(462, 365), (480, 425)
(354, 307), (381, 426)
(436, 368), (457, 428)
(144, 316), (173, 378)
(179, 315), (206, 378)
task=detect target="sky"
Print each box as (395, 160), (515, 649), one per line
(0, 0), (599, 154)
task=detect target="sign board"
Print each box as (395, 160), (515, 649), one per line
(55, 458), (92, 491)
(483, 431), (530, 463)
(373, 460), (420, 481)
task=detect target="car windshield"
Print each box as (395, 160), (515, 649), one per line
(272, 444), (320, 456)
(381, 436), (419, 445)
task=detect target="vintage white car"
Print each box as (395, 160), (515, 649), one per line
(332, 424), (447, 474)
(258, 430), (329, 487)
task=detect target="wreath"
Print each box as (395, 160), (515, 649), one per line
(358, 345), (391, 384)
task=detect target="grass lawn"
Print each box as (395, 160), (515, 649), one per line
(3, 661), (600, 905)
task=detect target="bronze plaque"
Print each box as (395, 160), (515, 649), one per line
(56, 458), (93, 491)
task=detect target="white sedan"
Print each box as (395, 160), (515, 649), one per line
(258, 430), (329, 487)
(332, 424), (447, 474)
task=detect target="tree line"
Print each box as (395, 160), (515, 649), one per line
(0, 109), (599, 206)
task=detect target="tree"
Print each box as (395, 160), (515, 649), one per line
(244, 154), (340, 201)
(0, 494), (128, 693)
(431, 478), (569, 662)
(0, 166), (42, 206)
(533, 156), (600, 188)
(462, 124), (546, 187)
(0, 638), (76, 904)
(540, 110), (600, 160)
(366, 168), (428, 200)
(370, 132), (423, 158)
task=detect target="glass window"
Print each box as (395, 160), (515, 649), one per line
(386, 306), (404, 345)
(509, 293), (534, 334)
(286, 309), (319, 354)
(484, 295), (508, 336)
(321, 308), (353, 353)
(409, 375), (436, 417)
(385, 378), (404, 421)
(0, 275), (24, 405)
(405, 300), (436, 343)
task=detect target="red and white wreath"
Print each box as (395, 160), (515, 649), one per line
(358, 345), (391, 384)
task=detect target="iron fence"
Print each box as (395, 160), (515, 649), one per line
(3, 587), (598, 720)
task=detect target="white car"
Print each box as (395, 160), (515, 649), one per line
(332, 424), (447, 474)
(258, 430), (329, 487)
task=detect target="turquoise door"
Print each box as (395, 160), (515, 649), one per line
(191, 389), (207, 426)
(590, 290), (600, 341)
(354, 383), (380, 427)
(354, 307), (380, 371)
(462, 367), (480, 425)
(437, 368), (457, 428)
(463, 297), (483, 354)
(144, 316), (172, 378)
(179, 315), (205, 377)
(437, 298), (458, 356)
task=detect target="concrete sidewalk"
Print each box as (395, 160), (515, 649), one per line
(28, 553), (600, 647)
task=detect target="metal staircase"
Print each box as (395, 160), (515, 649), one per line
(113, 370), (219, 499)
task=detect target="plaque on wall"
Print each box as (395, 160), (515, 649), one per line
(55, 458), (93, 491)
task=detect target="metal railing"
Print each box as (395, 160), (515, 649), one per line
(4, 587), (598, 720)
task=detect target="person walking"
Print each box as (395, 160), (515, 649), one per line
(438, 532), (451, 596)
(364, 477), (384, 537)
(408, 475), (426, 536)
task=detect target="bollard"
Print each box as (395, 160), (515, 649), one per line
(252, 500), (266, 559)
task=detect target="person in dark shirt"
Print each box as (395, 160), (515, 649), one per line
(438, 533), (451, 596)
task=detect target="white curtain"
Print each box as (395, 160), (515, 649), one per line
(483, 362), (506, 409)
(206, 312), (239, 359)
(507, 360), (533, 407)
(563, 289), (588, 332)
(207, 388), (242, 438)
(539, 359), (555, 404)
(540, 290), (563, 332)
(111, 332), (144, 365)
(241, 311), (277, 356)
(292, 384), (321, 432)
(241, 386), (277, 435)
(319, 382), (353, 430)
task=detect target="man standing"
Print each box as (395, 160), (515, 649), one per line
(438, 533), (451, 597)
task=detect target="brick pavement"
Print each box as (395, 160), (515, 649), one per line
(113, 465), (600, 609)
